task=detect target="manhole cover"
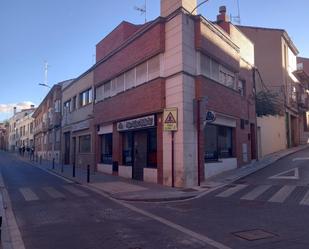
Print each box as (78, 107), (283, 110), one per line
(232, 229), (277, 241)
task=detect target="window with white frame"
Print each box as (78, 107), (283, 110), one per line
(125, 68), (135, 90)
(136, 61), (147, 86)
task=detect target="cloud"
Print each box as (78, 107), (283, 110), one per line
(0, 101), (35, 114)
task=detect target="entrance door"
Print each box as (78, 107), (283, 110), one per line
(133, 131), (148, 181)
(64, 132), (70, 164)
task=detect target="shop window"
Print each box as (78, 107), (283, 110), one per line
(101, 134), (113, 164)
(123, 132), (133, 166)
(204, 124), (233, 162)
(147, 129), (157, 168)
(79, 135), (91, 153)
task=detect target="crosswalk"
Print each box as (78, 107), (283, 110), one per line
(17, 185), (89, 202)
(215, 184), (309, 206)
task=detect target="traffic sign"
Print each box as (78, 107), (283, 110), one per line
(163, 108), (178, 131)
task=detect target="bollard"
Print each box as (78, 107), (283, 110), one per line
(52, 158), (55, 169)
(72, 162), (76, 178)
(87, 165), (90, 183)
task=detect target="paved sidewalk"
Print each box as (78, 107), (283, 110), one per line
(201, 144), (309, 188)
(11, 144), (309, 202)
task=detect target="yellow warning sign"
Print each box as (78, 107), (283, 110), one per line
(163, 108), (178, 131)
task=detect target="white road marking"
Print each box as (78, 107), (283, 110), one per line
(268, 168), (299, 180)
(83, 185), (233, 249)
(240, 185), (271, 201)
(268, 185), (296, 203)
(63, 185), (89, 197)
(42, 186), (65, 199)
(292, 157), (309, 161)
(300, 190), (309, 206)
(19, 187), (39, 201)
(216, 184), (248, 198)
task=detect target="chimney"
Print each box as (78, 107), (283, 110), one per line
(216, 6), (231, 34)
(13, 107), (17, 115)
(160, 0), (197, 17)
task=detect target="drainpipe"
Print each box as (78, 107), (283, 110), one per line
(253, 67), (259, 161)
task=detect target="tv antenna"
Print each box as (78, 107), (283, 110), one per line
(230, 0), (241, 24)
(134, 0), (147, 23)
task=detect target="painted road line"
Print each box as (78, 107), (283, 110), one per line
(84, 185), (233, 249)
(42, 186), (65, 199)
(63, 185), (89, 197)
(268, 168), (299, 180)
(240, 185), (272, 201)
(19, 187), (39, 201)
(268, 185), (296, 203)
(216, 184), (248, 198)
(300, 190), (309, 206)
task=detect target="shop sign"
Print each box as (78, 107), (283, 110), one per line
(163, 108), (178, 131)
(117, 115), (155, 131)
(72, 120), (90, 132)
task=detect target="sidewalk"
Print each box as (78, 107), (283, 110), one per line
(14, 144), (309, 202)
(202, 144), (309, 188)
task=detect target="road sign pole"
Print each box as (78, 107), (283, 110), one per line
(171, 131), (175, 188)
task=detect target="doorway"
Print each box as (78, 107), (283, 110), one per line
(132, 131), (148, 181)
(64, 132), (70, 164)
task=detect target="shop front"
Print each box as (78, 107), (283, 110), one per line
(98, 114), (160, 183)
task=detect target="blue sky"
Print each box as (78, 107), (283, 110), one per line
(1, 0), (308, 121)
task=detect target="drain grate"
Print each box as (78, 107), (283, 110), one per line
(232, 229), (277, 241)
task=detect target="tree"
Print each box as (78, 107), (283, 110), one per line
(256, 91), (282, 117)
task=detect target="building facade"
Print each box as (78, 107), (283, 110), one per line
(0, 123), (9, 151)
(92, 0), (256, 187)
(8, 106), (36, 152)
(33, 81), (72, 163)
(239, 25), (309, 154)
(61, 71), (95, 169)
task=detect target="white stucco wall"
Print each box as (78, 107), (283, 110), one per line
(205, 158), (237, 179)
(257, 115), (287, 158)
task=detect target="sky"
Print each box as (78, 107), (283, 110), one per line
(1, 0), (308, 122)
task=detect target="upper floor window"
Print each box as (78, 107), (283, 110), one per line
(71, 96), (77, 112)
(200, 53), (238, 92)
(63, 100), (70, 114)
(79, 88), (92, 107)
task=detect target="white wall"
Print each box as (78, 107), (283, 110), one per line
(257, 115), (287, 157)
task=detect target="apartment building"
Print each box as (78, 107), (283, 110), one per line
(61, 71), (95, 169)
(239, 25), (308, 157)
(92, 0), (256, 187)
(0, 123), (8, 150)
(15, 109), (35, 149)
(8, 106), (36, 152)
(33, 80), (72, 163)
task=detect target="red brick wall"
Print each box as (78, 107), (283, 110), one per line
(96, 21), (142, 62)
(94, 22), (165, 85)
(94, 78), (165, 125)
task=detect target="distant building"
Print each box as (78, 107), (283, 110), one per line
(33, 80), (73, 163)
(8, 106), (36, 152)
(61, 71), (95, 169)
(0, 122), (9, 151)
(239, 25), (309, 157)
(91, 0), (257, 187)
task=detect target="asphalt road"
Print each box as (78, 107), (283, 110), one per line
(2, 148), (309, 249)
(0, 152), (216, 249)
(132, 148), (309, 249)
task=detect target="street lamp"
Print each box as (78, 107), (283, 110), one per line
(38, 83), (51, 88)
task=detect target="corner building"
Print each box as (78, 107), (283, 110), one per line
(93, 0), (256, 187)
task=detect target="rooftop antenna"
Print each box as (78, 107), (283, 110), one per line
(134, 0), (147, 23)
(230, 0), (241, 24)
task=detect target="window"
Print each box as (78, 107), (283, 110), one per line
(55, 129), (60, 142)
(204, 124), (233, 162)
(101, 134), (112, 164)
(147, 129), (157, 168)
(79, 88), (92, 107)
(71, 96), (77, 111)
(54, 100), (61, 113)
(220, 67), (235, 89)
(125, 68), (135, 90)
(63, 100), (70, 113)
(95, 85), (104, 102)
(79, 135), (91, 153)
(123, 132), (133, 166)
(148, 56), (160, 81)
(136, 61), (147, 86)
(238, 80), (245, 96)
(103, 82), (111, 99)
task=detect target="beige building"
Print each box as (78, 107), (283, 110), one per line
(15, 109), (35, 149)
(239, 26), (309, 156)
(61, 70), (95, 169)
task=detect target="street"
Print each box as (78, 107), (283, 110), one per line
(1, 148), (309, 249)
